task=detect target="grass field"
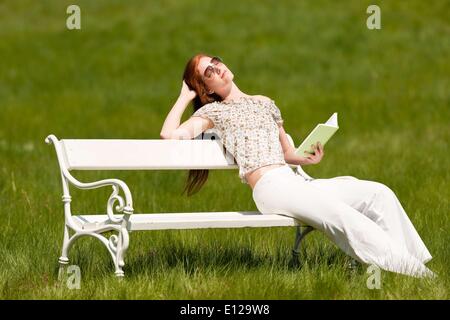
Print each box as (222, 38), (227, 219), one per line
(0, 0), (449, 299)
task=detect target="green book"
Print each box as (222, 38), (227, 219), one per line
(295, 112), (339, 156)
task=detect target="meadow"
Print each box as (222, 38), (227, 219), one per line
(0, 0), (448, 299)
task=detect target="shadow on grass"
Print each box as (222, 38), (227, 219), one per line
(50, 233), (365, 280)
(123, 243), (362, 278)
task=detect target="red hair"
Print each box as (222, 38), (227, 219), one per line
(181, 53), (223, 196)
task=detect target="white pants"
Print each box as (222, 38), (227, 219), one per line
(252, 164), (435, 278)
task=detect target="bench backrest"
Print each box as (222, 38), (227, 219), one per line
(45, 132), (301, 212)
(46, 130), (296, 171)
(60, 139), (236, 170)
(47, 130), (233, 171)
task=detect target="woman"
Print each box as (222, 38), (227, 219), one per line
(160, 53), (435, 278)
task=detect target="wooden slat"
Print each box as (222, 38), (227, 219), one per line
(61, 139), (238, 170)
(72, 212), (300, 231)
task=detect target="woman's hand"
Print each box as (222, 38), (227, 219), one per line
(179, 80), (197, 101)
(302, 142), (324, 165)
(160, 81), (198, 139)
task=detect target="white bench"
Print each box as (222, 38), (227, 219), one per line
(46, 131), (315, 277)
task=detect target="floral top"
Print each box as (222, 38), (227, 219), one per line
(191, 96), (286, 184)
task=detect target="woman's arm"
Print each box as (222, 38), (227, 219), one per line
(160, 81), (205, 139)
(278, 125), (324, 165)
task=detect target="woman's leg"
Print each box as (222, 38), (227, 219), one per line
(252, 167), (435, 278)
(306, 176), (432, 264)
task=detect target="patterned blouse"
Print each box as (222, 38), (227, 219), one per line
(191, 96), (286, 184)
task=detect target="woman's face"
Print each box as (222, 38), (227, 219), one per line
(197, 56), (234, 95)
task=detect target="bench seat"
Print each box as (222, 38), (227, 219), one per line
(73, 212), (299, 231)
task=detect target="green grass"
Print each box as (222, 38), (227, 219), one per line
(0, 0), (449, 299)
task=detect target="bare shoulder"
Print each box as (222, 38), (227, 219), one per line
(253, 95), (273, 103)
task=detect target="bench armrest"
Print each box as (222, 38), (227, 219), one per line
(73, 178), (134, 219)
(46, 134), (134, 224)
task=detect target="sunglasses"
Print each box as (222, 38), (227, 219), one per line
(203, 56), (223, 79)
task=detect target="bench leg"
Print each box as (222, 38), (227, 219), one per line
(59, 224), (71, 265)
(57, 223), (129, 278)
(58, 224), (71, 279)
(108, 227), (129, 278)
(291, 226), (314, 267)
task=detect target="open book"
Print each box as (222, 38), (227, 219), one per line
(295, 112), (339, 156)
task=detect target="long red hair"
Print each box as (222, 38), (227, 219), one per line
(182, 53), (223, 196)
